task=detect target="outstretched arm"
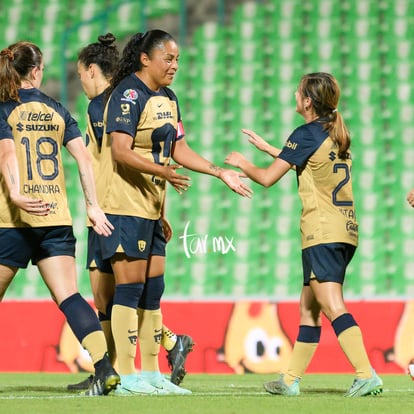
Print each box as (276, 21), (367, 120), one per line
(172, 137), (253, 198)
(224, 151), (292, 188)
(66, 137), (114, 236)
(0, 138), (49, 215)
(242, 128), (282, 158)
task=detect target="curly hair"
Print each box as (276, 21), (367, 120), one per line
(77, 32), (119, 80)
(108, 29), (176, 96)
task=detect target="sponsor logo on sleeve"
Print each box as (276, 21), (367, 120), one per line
(285, 139), (298, 150)
(121, 103), (130, 115)
(121, 89), (138, 104)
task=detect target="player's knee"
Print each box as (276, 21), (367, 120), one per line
(138, 275), (165, 310)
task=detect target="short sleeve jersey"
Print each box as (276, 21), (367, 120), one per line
(278, 120), (358, 249)
(85, 91), (106, 173)
(98, 74), (184, 220)
(0, 88), (81, 227)
(83, 91), (106, 228)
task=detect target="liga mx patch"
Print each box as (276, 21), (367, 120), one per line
(138, 240), (146, 252)
(122, 89), (138, 103)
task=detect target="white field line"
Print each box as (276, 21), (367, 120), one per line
(0, 387), (411, 400)
(0, 391), (261, 400)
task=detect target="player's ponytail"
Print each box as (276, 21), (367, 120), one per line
(0, 48), (20, 101)
(301, 72), (350, 159)
(327, 110), (350, 159)
(0, 42), (42, 102)
(110, 33), (143, 90)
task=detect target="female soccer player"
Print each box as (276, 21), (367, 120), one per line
(99, 29), (251, 395)
(0, 41), (119, 396)
(67, 33), (194, 392)
(225, 72), (383, 397)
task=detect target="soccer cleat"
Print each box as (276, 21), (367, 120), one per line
(263, 375), (300, 396)
(344, 369), (383, 397)
(166, 334), (194, 385)
(67, 375), (94, 391)
(141, 371), (192, 395)
(113, 374), (166, 396)
(83, 354), (120, 396)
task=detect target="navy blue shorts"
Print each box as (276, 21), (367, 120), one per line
(302, 243), (356, 285)
(86, 227), (113, 274)
(0, 226), (76, 268)
(99, 215), (166, 260)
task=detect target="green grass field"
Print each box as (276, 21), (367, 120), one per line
(1, 373), (414, 414)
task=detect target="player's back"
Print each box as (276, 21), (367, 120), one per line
(0, 88), (76, 227)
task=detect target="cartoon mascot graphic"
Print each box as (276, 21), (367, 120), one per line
(57, 321), (94, 373)
(220, 302), (292, 374)
(393, 301), (414, 374)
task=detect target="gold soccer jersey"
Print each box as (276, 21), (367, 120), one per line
(278, 121), (358, 249)
(84, 91), (106, 228)
(85, 92), (106, 175)
(98, 74), (183, 220)
(0, 88), (82, 227)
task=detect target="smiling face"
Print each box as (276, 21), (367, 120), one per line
(139, 40), (179, 91)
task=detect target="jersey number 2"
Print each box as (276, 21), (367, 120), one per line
(332, 163), (353, 206)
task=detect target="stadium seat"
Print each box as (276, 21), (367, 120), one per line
(3, 0), (414, 299)
(107, 1), (144, 38)
(146, 0), (179, 17)
(1, 0), (32, 45)
(387, 232), (414, 295)
(301, 0), (343, 74)
(346, 251), (388, 296)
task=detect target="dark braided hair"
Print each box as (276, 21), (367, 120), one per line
(108, 29), (176, 96)
(77, 33), (119, 80)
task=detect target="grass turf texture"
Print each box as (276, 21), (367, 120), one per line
(0, 373), (413, 414)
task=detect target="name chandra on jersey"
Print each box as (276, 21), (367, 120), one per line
(278, 121), (358, 249)
(0, 88), (82, 227)
(98, 74), (184, 220)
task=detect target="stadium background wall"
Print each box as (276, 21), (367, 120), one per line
(1, 0), (414, 373)
(0, 300), (411, 374)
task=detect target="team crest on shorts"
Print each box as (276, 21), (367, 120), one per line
(138, 240), (146, 252)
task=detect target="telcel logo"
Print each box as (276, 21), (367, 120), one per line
(19, 111), (54, 122)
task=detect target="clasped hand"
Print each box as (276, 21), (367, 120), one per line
(219, 168), (252, 198)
